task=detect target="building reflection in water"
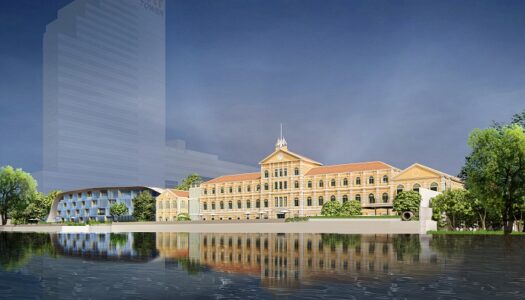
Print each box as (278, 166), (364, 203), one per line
(53, 232), (159, 262)
(156, 233), (439, 289)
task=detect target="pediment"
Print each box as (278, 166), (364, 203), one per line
(259, 149), (301, 164)
(394, 164), (442, 180)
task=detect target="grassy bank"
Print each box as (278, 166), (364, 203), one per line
(428, 230), (525, 235)
(310, 215), (399, 219)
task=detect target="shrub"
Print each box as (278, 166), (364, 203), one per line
(285, 217), (309, 222)
(341, 200), (361, 216)
(109, 202), (129, 217)
(321, 201), (342, 216)
(177, 213), (191, 221)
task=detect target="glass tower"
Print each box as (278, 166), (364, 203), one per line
(40, 0), (254, 193)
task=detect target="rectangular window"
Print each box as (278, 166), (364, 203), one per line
(279, 182), (283, 190)
(294, 198), (299, 206)
(284, 181), (288, 189)
(97, 208), (105, 215)
(275, 197), (279, 207)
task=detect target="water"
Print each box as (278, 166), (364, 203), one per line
(0, 232), (524, 299)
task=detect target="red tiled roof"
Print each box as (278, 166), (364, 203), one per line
(170, 189), (189, 197)
(306, 161), (395, 175)
(205, 172), (261, 184)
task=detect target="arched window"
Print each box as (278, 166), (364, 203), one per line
(264, 199), (268, 208)
(247, 186), (251, 192)
(237, 186), (242, 193)
(204, 189), (207, 195)
(228, 201), (233, 209)
(264, 170), (269, 178)
(382, 193), (389, 203)
(330, 195), (336, 201)
(307, 181), (312, 188)
(256, 199), (261, 208)
(382, 175), (388, 183)
(413, 183), (421, 192)
(397, 185), (404, 194)
(318, 196), (324, 206)
(246, 200), (251, 209)
(212, 188), (216, 194)
(264, 183), (269, 190)
(294, 198), (299, 206)
(343, 178), (348, 186)
(220, 187), (224, 194)
(368, 176), (375, 184)
(319, 180), (324, 188)
(331, 179), (336, 187)
(229, 187), (233, 193)
(355, 194), (361, 202)
(430, 182), (439, 191)
(307, 197), (312, 206)
(257, 184), (261, 191)
(294, 181), (299, 188)
(369, 194), (375, 204)
(220, 201), (224, 209)
(211, 202), (216, 210)
(342, 195), (348, 203)
(237, 200), (242, 209)
(294, 167), (299, 175)
(203, 202), (208, 210)
(356, 177), (361, 185)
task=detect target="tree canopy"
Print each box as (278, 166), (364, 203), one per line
(321, 200), (342, 217)
(462, 124), (525, 234)
(0, 166), (38, 225)
(11, 190), (60, 225)
(110, 202), (129, 217)
(341, 200), (362, 216)
(432, 189), (476, 230)
(393, 191), (421, 215)
(176, 173), (203, 191)
(132, 191), (155, 221)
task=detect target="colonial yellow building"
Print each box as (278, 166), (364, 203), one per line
(196, 135), (463, 220)
(156, 189), (189, 222)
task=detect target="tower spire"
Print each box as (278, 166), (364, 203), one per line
(275, 123), (288, 150)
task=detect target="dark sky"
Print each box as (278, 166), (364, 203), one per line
(1, 0), (524, 176)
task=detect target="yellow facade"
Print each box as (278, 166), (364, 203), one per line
(156, 189), (189, 222)
(197, 138), (463, 220)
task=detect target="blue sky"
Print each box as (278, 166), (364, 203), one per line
(1, 0), (524, 175)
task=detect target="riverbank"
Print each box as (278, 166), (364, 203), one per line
(428, 230), (525, 235)
(0, 218), (428, 234)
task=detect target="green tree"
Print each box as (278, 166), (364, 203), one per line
(0, 166), (38, 225)
(11, 190), (60, 224)
(462, 124), (525, 234)
(176, 213), (191, 221)
(341, 200), (361, 216)
(110, 202), (129, 218)
(321, 200), (342, 216)
(432, 189), (476, 230)
(393, 191), (421, 216)
(132, 191), (155, 221)
(511, 109), (525, 128)
(176, 173), (203, 191)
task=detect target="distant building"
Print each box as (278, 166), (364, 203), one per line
(184, 134), (463, 220)
(47, 186), (163, 222)
(156, 189), (189, 221)
(38, 0), (254, 193)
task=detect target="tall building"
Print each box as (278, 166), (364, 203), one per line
(39, 0), (254, 193)
(180, 135), (463, 220)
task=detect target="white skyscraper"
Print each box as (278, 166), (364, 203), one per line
(40, 0), (254, 193)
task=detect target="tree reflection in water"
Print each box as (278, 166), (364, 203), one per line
(0, 232), (57, 271)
